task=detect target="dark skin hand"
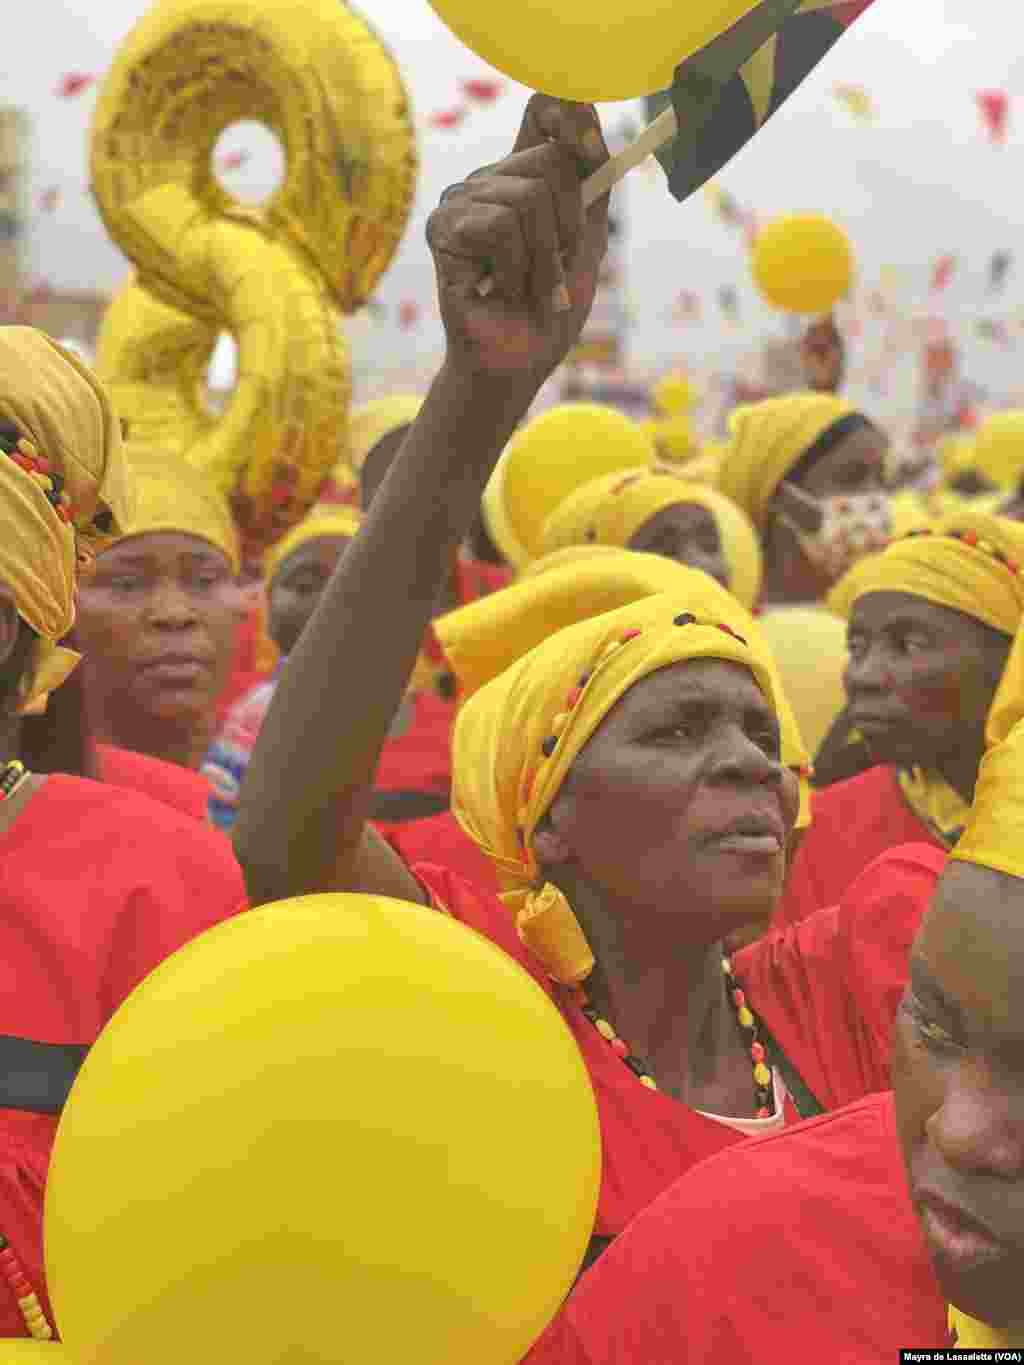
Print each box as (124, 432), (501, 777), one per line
(844, 591), (1010, 805)
(233, 96), (611, 908)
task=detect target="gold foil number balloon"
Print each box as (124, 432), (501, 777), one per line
(91, 0), (417, 559)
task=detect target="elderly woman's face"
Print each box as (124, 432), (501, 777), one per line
(538, 659), (799, 936)
(627, 503), (730, 589)
(893, 862), (1024, 1331)
(75, 532), (242, 726)
(845, 592), (1010, 772)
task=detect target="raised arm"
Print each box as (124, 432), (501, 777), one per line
(233, 95), (610, 907)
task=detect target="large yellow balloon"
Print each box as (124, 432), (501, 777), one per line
(0, 1348), (70, 1361)
(45, 896), (600, 1365)
(975, 411), (1024, 490)
(752, 214), (854, 316)
(426, 0), (760, 102)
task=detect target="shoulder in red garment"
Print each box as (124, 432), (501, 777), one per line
(414, 863), (749, 1239)
(95, 742), (212, 823)
(382, 810), (499, 893)
(736, 842), (944, 1113)
(0, 774), (246, 1048)
(527, 1091), (948, 1365)
(777, 765), (939, 929)
(373, 690), (454, 797)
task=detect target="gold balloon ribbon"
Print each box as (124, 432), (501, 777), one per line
(90, 0), (418, 561)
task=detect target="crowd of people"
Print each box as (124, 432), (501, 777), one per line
(2, 91), (1024, 1355)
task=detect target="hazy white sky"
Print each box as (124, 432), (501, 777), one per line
(4, 0), (1024, 408)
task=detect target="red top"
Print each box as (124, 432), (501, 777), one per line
(525, 1092), (949, 1364)
(215, 604), (265, 730)
(776, 765), (942, 929)
(0, 776), (247, 1337)
(384, 812), (499, 894)
(414, 841), (942, 1240)
(96, 743), (212, 823)
(373, 691), (454, 798)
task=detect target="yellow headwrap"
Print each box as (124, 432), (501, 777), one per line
(481, 404), (657, 569)
(444, 560), (810, 984)
(329, 395), (423, 492)
(118, 445), (241, 574)
(828, 512), (1024, 639)
(263, 504), (362, 586)
(756, 606), (848, 757)
(518, 545), (630, 581)
(538, 465), (763, 610)
(0, 326), (133, 705)
(717, 393), (857, 530)
(948, 1307), (1022, 1351)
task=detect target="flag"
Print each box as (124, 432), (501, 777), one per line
(833, 82), (876, 121)
(37, 188), (61, 213)
(430, 108), (468, 130)
(930, 255), (957, 293)
(644, 0), (878, 203)
(55, 72), (95, 99)
(989, 249), (1013, 295)
(977, 90), (1010, 144)
(218, 151), (250, 173)
(460, 78), (504, 103)
(398, 300), (421, 330)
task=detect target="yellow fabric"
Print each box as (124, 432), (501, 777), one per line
(481, 404), (657, 568)
(828, 511), (1024, 639)
(331, 396), (423, 485)
(949, 1305), (1024, 1348)
(896, 768), (972, 850)
(888, 489), (933, 537)
(717, 393), (857, 530)
(263, 505), (362, 586)
(449, 582), (807, 983)
(518, 545), (628, 580)
(937, 434), (976, 482)
(0, 327), (133, 705)
(652, 415), (699, 464)
(975, 409), (1024, 490)
(120, 445), (241, 574)
(756, 607), (848, 756)
(539, 465), (763, 609)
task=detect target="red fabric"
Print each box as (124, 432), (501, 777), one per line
(776, 765), (941, 929)
(373, 691), (454, 798)
(0, 776), (247, 1338)
(526, 1092), (949, 1364)
(455, 558), (512, 602)
(384, 812), (499, 894)
(215, 605), (267, 730)
(415, 842), (942, 1242)
(739, 842), (945, 1113)
(96, 743), (211, 823)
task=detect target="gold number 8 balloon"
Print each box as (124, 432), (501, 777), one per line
(90, 0), (417, 560)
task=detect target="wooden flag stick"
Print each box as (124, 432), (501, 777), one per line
(476, 105), (679, 297)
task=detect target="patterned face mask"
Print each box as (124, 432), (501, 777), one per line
(781, 492), (892, 582)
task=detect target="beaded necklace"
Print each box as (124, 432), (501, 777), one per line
(0, 1235), (54, 1340)
(0, 759), (31, 803)
(570, 957), (775, 1118)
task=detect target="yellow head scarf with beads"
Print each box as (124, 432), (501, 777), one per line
(328, 395), (423, 498)
(0, 326), (133, 706)
(717, 393), (857, 530)
(539, 465), (763, 609)
(445, 562), (810, 985)
(119, 446), (241, 574)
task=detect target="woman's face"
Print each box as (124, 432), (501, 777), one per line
(627, 503), (729, 588)
(845, 592), (1009, 772)
(267, 536), (350, 656)
(75, 533), (242, 727)
(893, 862), (1024, 1330)
(798, 423), (890, 500)
(537, 659), (799, 939)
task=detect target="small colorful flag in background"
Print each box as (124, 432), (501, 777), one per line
(644, 0), (878, 205)
(429, 108), (468, 131)
(977, 90), (1010, 144)
(930, 255), (957, 293)
(459, 78), (504, 104)
(989, 249), (1014, 295)
(833, 82), (876, 122)
(55, 73), (95, 99)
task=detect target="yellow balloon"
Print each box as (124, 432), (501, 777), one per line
(975, 411), (1024, 490)
(426, 0), (760, 102)
(652, 373), (698, 418)
(751, 214), (854, 316)
(758, 606), (848, 757)
(91, 0), (417, 560)
(45, 896), (600, 1365)
(483, 404), (658, 567)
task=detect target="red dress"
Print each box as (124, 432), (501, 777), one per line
(414, 841), (941, 1241)
(96, 743), (212, 823)
(525, 1092), (949, 1364)
(0, 776), (248, 1337)
(776, 765), (942, 929)
(215, 604), (265, 730)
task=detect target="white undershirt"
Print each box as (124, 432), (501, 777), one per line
(695, 1068), (789, 1137)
